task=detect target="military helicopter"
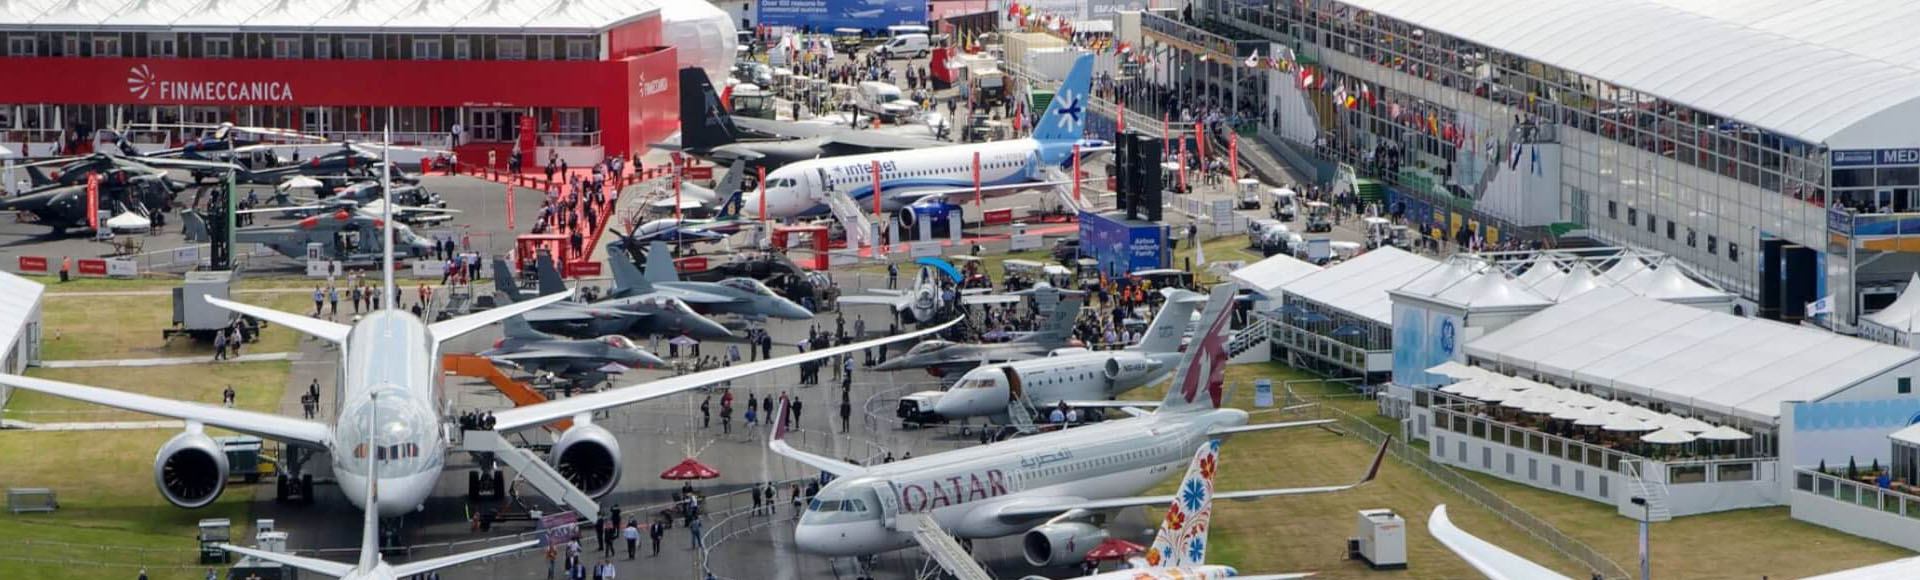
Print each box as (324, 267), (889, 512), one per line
(182, 207), (434, 264)
(0, 153), (235, 234)
(264, 177), (449, 224)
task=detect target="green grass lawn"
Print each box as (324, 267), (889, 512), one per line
(25, 274), (338, 293)
(38, 291), (314, 360)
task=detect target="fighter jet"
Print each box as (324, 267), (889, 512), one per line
(838, 264), (949, 324)
(512, 254), (734, 339)
(605, 239), (814, 321)
(480, 315), (666, 387)
(182, 207), (434, 264)
(644, 160), (746, 218)
(658, 67), (945, 178)
(873, 295), (1084, 376)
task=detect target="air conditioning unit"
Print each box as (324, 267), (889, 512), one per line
(1353, 508), (1407, 569)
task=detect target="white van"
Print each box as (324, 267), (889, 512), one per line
(876, 33), (930, 59)
(855, 81), (919, 121)
(886, 25), (931, 38)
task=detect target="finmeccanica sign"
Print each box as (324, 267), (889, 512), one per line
(127, 64), (294, 102)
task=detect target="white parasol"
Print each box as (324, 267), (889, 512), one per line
(1602, 414), (1657, 432)
(1572, 408), (1611, 427)
(1640, 426), (1698, 444)
(1550, 403), (1591, 421)
(1521, 396), (1565, 415)
(1697, 425), (1752, 441)
(1673, 417), (1715, 433)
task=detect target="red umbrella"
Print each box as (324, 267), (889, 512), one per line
(659, 457), (721, 480)
(1082, 538), (1146, 561)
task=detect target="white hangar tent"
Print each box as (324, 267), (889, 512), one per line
(0, 271), (44, 411)
(1465, 286), (1920, 435)
(1229, 252), (1322, 298)
(1263, 247), (1438, 378)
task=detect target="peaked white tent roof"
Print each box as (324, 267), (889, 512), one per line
(1342, 0), (1920, 149)
(1280, 247), (1437, 325)
(1864, 273), (1920, 333)
(1230, 253), (1323, 297)
(1465, 287), (1920, 423)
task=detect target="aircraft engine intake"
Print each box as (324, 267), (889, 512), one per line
(1103, 357), (1153, 384)
(1021, 521), (1108, 567)
(154, 431), (230, 509)
(550, 423), (623, 498)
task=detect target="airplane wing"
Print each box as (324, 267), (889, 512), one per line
(206, 295), (352, 344)
(391, 540), (540, 577)
(992, 438), (1387, 521)
(960, 294), (1023, 306)
(820, 131), (945, 151)
(523, 307), (645, 324)
(644, 285), (738, 305)
(1426, 505), (1575, 580)
(837, 294), (910, 310)
(217, 545), (355, 578)
(488, 317), (961, 432)
(1060, 400), (1161, 410)
(428, 289), (576, 342)
(0, 373), (333, 447)
(768, 398), (867, 477)
(892, 180), (1074, 205)
(483, 349), (578, 363)
(1208, 418), (1336, 437)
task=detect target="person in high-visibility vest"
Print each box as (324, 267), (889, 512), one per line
(59, 256), (70, 283)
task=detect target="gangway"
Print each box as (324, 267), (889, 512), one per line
(822, 190), (876, 252)
(897, 512), (992, 580)
(460, 430), (600, 519)
(442, 354), (568, 432)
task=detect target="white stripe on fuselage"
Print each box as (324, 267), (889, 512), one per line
(763, 139), (1041, 217)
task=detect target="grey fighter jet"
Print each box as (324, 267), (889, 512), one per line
(501, 255), (733, 339)
(602, 239), (813, 321)
(872, 295), (1084, 377)
(480, 315), (667, 386)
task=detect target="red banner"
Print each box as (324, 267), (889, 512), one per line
(17, 256), (47, 273)
(86, 172), (100, 230)
(972, 151), (982, 207)
(76, 258), (107, 276)
(505, 184), (516, 230)
(757, 165), (768, 221)
(1229, 132), (1240, 183)
(674, 257), (710, 272)
(984, 208), (1014, 226)
(562, 261), (602, 278)
(1072, 144), (1081, 201)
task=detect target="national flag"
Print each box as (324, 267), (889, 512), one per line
(1530, 146), (1542, 175)
(1361, 82), (1375, 108)
(1008, 2), (1020, 18)
(1508, 142), (1522, 171)
(505, 184), (516, 229)
(86, 172), (99, 230)
(1808, 295), (1835, 315)
(1297, 66), (1315, 90)
(1388, 101), (1401, 119)
(1332, 84), (1348, 108)
(1244, 50), (1259, 69)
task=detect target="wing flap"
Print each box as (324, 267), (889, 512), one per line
(390, 540), (540, 577)
(996, 438), (1388, 519)
(428, 289), (575, 342)
(205, 296), (351, 344)
(0, 373), (331, 446)
(217, 545), (355, 578)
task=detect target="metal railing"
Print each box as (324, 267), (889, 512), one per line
(1305, 393), (1632, 579)
(538, 132), (602, 148)
(1795, 468), (1920, 520)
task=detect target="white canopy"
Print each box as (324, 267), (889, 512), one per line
(1230, 253), (1323, 297)
(1428, 361), (1492, 380)
(1641, 426), (1699, 444)
(1602, 414), (1657, 432)
(1279, 247), (1437, 325)
(1699, 425), (1753, 441)
(1465, 287), (1920, 423)
(1865, 273), (1920, 333)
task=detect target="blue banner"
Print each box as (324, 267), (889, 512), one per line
(1831, 148), (1920, 167)
(759, 0), (928, 32)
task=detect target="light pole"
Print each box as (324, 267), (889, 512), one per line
(1631, 496), (1650, 580)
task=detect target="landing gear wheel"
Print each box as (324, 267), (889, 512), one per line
(468, 471), (481, 500)
(492, 469), (506, 495)
(300, 474), (315, 504)
(275, 474), (289, 502)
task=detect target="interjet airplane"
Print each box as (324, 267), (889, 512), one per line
(746, 52), (1109, 220)
(770, 283), (1388, 566)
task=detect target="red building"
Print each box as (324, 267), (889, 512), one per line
(0, 0), (680, 168)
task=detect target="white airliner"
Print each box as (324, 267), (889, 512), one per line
(770, 283), (1388, 566)
(745, 52), (1109, 220)
(0, 134), (955, 527)
(931, 288), (1208, 421)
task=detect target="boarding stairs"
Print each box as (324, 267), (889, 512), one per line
(1006, 396), (1044, 435)
(1621, 461), (1673, 522)
(460, 430), (600, 518)
(897, 512), (993, 580)
(442, 354), (568, 432)
(822, 190), (876, 252)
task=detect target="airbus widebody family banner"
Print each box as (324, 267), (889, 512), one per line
(759, 0), (928, 32)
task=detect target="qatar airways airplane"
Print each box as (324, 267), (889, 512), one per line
(769, 283), (1388, 566)
(744, 52), (1109, 220)
(0, 134), (955, 528)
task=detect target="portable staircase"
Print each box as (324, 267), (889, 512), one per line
(1006, 396), (1044, 435)
(1227, 318), (1273, 365)
(442, 354), (568, 432)
(898, 512), (992, 580)
(460, 430), (600, 518)
(822, 190), (876, 251)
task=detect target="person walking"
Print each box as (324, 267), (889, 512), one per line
(312, 286), (325, 316)
(222, 385), (236, 408)
(327, 285), (339, 317)
(213, 329), (228, 362)
(622, 521), (639, 559)
(699, 396), (711, 428)
(751, 483), (764, 515)
(648, 518), (664, 556)
(687, 514), (703, 549)
(602, 518), (616, 556)
(839, 397), (853, 433)
(760, 394), (773, 424)
(790, 398), (803, 428)
(546, 544), (558, 579)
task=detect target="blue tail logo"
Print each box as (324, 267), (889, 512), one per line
(1033, 53), (1093, 144)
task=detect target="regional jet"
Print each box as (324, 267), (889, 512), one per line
(770, 282), (1387, 564)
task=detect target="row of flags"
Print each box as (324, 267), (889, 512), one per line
(1299, 64), (1490, 149)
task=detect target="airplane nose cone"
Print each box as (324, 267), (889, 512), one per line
(777, 298), (813, 320)
(629, 348), (667, 368)
(690, 315), (734, 339)
(932, 389), (989, 420)
(872, 357), (911, 372)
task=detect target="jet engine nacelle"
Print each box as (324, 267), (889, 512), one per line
(550, 422), (623, 498)
(153, 430), (230, 509)
(1021, 521), (1109, 567)
(1103, 356), (1158, 383)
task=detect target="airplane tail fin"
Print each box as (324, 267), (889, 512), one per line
(23, 165), (54, 187)
(428, 290), (574, 345)
(492, 259), (526, 303)
(1144, 439), (1223, 568)
(643, 240), (682, 284)
(181, 210), (211, 242)
(680, 66), (741, 151)
(606, 241), (653, 294)
(1157, 283), (1240, 413)
(1029, 297), (1084, 347)
(502, 314), (546, 341)
(533, 252), (569, 296)
(714, 160), (747, 218)
(1032, 53), (1094, 144)
(1132, 288), (1206, 354)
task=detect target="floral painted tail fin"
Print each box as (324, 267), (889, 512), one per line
(1143, 439), (1222, 568)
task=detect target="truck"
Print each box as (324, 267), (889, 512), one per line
(166, 269), (261, 342)
(896, 391), (948, 428)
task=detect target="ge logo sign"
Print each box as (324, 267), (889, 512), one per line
(1439, 319), (1457, 354)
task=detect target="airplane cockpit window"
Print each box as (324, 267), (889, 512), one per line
(336, 390), (436, 477)
(905, 341), (950, 356)
(601, 335), (637, 350)
(954, 376), (999, 390)
(801, 488), (881, 524)
(720, 278), (775, 296)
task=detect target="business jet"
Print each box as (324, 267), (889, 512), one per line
(745, 52), (1109, 221)
(0, 134), (955, 524)
(771, 283), (1388, 566)
(930, 289), (1208, 421)
(871, 296), (1083, 375)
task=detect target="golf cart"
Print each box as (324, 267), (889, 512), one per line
(1237, 179), (1263, 209)
(1363, 216), (1392, 249)
(1304, 200), (1333, 233)
(1269, 188), (1298, 221)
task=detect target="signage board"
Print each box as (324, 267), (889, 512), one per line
(1009, 234), (1043, 251)
(910, 241), (943, 258)
(105, 258), (137, 278)
(76, 258), (107, 277)
(1254, 378), (1273, 407)
(17, 256), (46, 273)
(172, 246), (200, 266)
(758, 0), (928, 31)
